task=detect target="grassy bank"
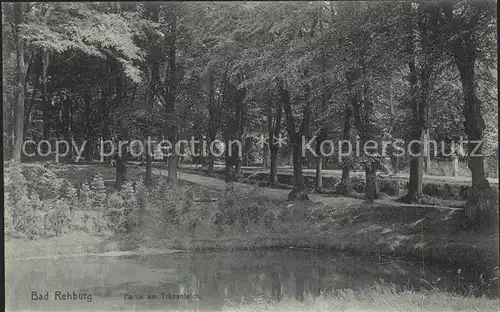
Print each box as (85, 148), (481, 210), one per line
(4, 162), (499, 293)
(221, 285), (499, 312)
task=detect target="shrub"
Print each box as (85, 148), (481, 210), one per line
(147, 178), (202, 235)
(120, 182), (138, 212)
(262, 210), (276, 229)
(379, 179), (401, 196)
(443, 183), (460, 199)
(104, 192), (127, 233)
(464, 180), (499, 231)
(65, 182), (79, 214)
(422, 183), (462, 200)
(81, 212), (90, 228)
(79, 182), (94, 210)
(237, 203), (261, 231)
(37, 168), (64, 200)
(5, 161), (28, 206)
(217, 183), (238, 226)
(276, 202), (309, 223)
(4, 193), (13, 237)
(323, 177), (340, 189)
(4, 162), (72, 239)
(120, 181), (140, 231)
(44, 200), (71, 236)
(134, 180), (149, 214)
(91, 215), (106, 233)
(182, 187), (195, 214)
(156, 186), (183, 226)
(459, 185), (471, 199)
(101, 180), (143, 234)
(90, 173), (106, 210)
(349, 176), (365, 193)
(422, 183), (441, 198)
(12, 195), (46, 239)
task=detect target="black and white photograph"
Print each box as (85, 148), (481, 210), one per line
(2, 1), (499, 311)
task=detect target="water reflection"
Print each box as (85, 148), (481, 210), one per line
(6, 249), (497, 311)
(118, 249), (496, 309)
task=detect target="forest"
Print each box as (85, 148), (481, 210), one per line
(2, 2), (500, 311)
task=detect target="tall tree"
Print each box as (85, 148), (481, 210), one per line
(442, 1), (498, 223)
(11, 3), (27, 162)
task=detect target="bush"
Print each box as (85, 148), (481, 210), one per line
(262, 210), (277, 229)
(104, 192), (128, 233)
(79, 182), (94, 210)
(213, 185), (269, 232)
(103, 181), (142, 233)
(323, 177), (340, 189)
(4, 162), (72, 239)
(237, 203), (261, 231)
(149, 178), (195, 229)
(64, 183), (79, 214)
(12, 195), (46, 239)
(422, 183), (462, 200)
(464, 180), (499, 231)
(349, 176), (365, 193)
(4, 193), (14, 236)
(216, 183), (238, 226)
(379, 179), (401, 196)
(44, 200), (71, 236)
(90, 173), (106, 210)
(5, 161), (28, 206)
(91, 215), (106, 233)
(134, 180), (149, 214)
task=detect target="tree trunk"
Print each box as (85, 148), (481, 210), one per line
(167, 153), (178, 187)
(338, 101), (353, 195)
(207, 77), (217, 174)
(164, 9), (178, 188)
(458, 56), (497, 225)
(145, 138), (153, 186)
(268, 96), (282, 186)
(83, 94), (93, 162)
(23, 71), (39, 136)
(350, 65), (379, 202)
(115, 142), (128, 190)
(418, 7), (433, 176)
(145, 5), (159, 187)
(315, 127), (327, 190)
(243, 135), (251, 166)
(269, 145), (278, 185)
(315, 156), (323, 189)
(279, 82), (308, 200)
(404, 2), (424, 203)
(460, 67), (487, 185)
(62, 95), (71, 142)
(233, 92), (243, 180)
(41, 48), (50, 143)
(407, 138), (423, 202)
(289, 143), (308, 200)
(441, 5), (496, 226)
(12, 3), (26, 162)
(423, 129), (430, 172)
(225, 147), (234, 184)
(263, 146), (269, 167)
(365, 162), (379, 202)
(61, 94), (72, 159)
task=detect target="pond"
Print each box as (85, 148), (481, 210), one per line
(5, 249), (497, 311)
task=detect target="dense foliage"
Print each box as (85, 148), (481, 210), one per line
(2, 2), (498, 221)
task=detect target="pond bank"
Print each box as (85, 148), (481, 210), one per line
(5, 163), (499, 298)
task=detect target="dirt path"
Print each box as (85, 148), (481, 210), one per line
(151, 167), (444, 209)
(173, 163), (498, 186)
(146, 166), (465, 212)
